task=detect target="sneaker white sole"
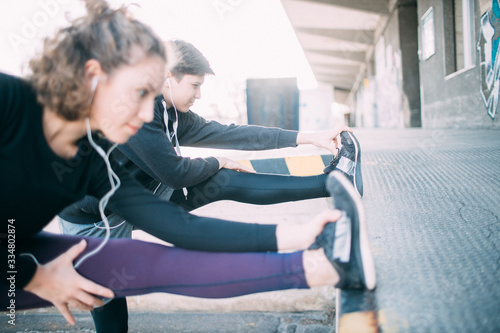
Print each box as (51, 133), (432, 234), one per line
(332, 171), (376, 290)
(346, 132), (363, 198)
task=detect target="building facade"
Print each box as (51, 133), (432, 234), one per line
(352, 0), (500, 129)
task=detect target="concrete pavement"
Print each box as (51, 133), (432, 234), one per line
(356, 128), (500, 332)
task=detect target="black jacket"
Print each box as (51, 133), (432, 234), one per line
(60, 95), (298, 222)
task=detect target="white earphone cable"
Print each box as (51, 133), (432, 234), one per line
(73, 119), (120, 269)
(167, 78), (188, 199)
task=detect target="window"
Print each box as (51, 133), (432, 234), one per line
(455, 0), (475, 70)
(444, 0), (475, 75)
(421, 7), (436, 60)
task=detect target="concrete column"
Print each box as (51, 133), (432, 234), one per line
(398, 0), (422, 127)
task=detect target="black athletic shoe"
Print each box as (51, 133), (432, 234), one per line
(323, 131), (363, 197)
(309, 171), (376, 290)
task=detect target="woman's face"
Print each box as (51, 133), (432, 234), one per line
(90, 56), (165, 143)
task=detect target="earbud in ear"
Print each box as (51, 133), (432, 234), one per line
(91, 77), (99, 93)
(166, 78), (171, 88)
(89, 77), (99, 105)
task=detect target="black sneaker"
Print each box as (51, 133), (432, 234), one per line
(309, 171), (376, 290)
(323, 131), (363, 197)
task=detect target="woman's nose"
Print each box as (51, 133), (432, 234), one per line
(138, 100), (154, 123)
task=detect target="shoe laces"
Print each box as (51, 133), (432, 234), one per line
(327, 153), (340, 168)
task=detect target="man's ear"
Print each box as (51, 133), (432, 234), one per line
(165, 72), (174, 87)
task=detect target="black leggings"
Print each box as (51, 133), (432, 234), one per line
(91, 297), (128, 333)
(92, 169), (328, 332)
(171, 169), (329, 210)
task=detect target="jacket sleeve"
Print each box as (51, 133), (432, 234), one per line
(100, 171), (278, 252)
(177, 111), (299, 150)
(0, 73), (25, 147)
(0, 74), (38, 288)
(117, 109), (220, 189)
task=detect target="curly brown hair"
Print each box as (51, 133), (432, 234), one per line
(28, 0), (165, 121)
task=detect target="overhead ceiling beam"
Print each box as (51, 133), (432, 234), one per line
(311, 64), (361, 76)
(315, 74), (355, 86)
(316, 80), (353, 91)
(297, 0), (390, 15)
(315, 73), (356, 82)
(310, 63), (361, 73)
(315, 73), (354, 81)
(313, 69), (359, 78)
(305, 49), (366, 63)
(296, 27), (375, 45)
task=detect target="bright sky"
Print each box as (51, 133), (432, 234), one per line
(0, 0), (317, 100)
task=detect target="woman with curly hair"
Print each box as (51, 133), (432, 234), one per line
(0, 0), (375, 330)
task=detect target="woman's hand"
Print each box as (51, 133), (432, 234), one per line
(296, 125), (352, 155)
(23, 240), (114, 325)
(215, 156), (256, 173)
(276, 210), (342, 251)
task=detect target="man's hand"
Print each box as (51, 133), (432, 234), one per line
(296, 125), (352, 155)
(215, 156), (256, 173)
(23, 240), (115, 325)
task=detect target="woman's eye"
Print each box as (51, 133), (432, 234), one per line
(138, 89), (148, 97)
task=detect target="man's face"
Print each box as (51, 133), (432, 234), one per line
(165, 74), (204, 112)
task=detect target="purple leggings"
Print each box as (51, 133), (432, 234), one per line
(2, 232), (308, 309)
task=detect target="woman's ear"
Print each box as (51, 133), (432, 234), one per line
(84, 59), (105, 86)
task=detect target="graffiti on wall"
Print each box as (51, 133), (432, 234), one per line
(478, 0), (500, 119)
